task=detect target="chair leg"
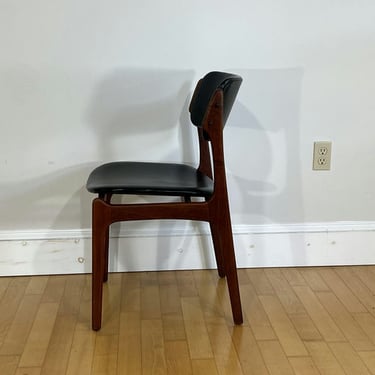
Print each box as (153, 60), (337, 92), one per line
(103, 226), (109, 283)
(219, 206), (243, 325)
(209, 222), (226, 278)
(92, 199), (109, 331)
(102, 193), (112, 283)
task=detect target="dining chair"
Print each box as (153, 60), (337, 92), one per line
(86, 71), (243, 330)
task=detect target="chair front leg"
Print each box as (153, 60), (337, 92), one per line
(102, 193), (112, 283)
(103, 226), (109, 283)
(92, 198), (110, 331)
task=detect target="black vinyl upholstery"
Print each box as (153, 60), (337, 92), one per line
(86, 71), (241, 199)
(86, 161), (213, 197)
(190, 71), (242, 127)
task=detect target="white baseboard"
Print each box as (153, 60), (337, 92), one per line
(1, 222), (375, 276)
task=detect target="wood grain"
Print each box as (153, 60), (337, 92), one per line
(2, 266), (375, 374)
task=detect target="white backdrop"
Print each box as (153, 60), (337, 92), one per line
(1, 1), (375, 273)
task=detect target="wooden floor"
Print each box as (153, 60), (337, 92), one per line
(2, 266), (375, 374)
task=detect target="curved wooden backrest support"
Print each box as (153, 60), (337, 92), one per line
(88, 72), (243, 330)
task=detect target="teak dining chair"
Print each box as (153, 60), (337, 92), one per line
(86, 71), (243, 330)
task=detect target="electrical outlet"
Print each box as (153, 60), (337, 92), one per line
(313, 141), (332, 170)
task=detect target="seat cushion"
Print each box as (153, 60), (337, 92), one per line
(86, 161), (214, 197)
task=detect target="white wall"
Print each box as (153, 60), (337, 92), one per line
(1, 0), (375, 274)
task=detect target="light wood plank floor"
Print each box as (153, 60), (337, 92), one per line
(2, 266), (375, 374)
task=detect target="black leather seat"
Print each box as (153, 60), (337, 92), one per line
(87, 71), (243, 330)
(87, 161), (213, 198)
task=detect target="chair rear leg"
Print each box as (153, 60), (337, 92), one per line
(220, 208), (243, 325)
(209, 222), (226, 278)
(92, 198), (109, 331)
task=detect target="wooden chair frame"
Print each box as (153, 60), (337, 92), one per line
(91, 86), (243, 330)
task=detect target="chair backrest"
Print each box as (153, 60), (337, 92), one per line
(189, 71), (242, 128)
(189, 71), (242, 182)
